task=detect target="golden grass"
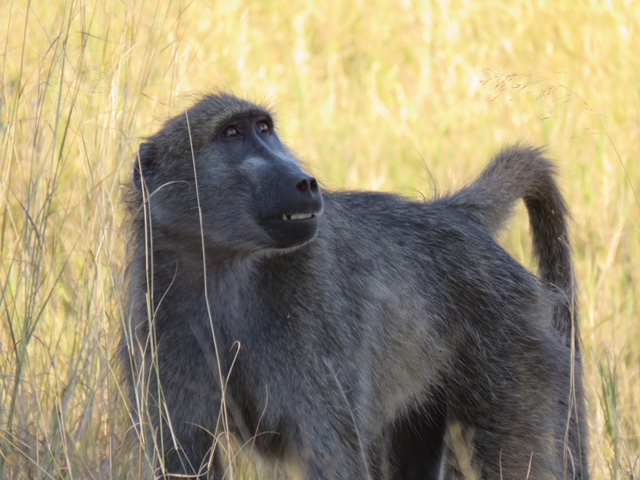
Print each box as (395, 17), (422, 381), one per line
(1, 0), (638, 478)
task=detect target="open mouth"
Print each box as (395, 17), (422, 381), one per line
(280, 213), (316, 221)
(262, 208), (323, 248)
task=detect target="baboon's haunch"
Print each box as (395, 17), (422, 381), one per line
(121, 93), (588, 479)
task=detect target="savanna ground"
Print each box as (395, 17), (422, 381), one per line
(1, 1), (638, 478)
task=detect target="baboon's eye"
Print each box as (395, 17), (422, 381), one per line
(224, 126), (239, 138)
(256, 121), (270, 134)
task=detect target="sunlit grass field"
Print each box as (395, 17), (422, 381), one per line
(1, 1), (638, 478)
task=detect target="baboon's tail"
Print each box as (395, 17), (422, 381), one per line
(442, 145), (578, 347)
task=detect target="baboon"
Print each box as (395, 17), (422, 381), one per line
(120, 93), (588, 479)
(388, 146), (589, 479)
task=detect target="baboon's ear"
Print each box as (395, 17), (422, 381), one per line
(133, 142), (157, 191)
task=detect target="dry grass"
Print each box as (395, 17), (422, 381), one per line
(1, 1), (638, 478)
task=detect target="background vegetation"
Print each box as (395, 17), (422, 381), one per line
(1, 0), (638, 478)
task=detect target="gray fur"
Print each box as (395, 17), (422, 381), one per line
(390, 145), (588, 480)
(120, 93), (588, 479)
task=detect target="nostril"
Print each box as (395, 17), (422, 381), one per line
(296, 179), (309, 193)
(296, 176), (320, 195)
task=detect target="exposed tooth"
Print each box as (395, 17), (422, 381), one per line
(280, 213), (315, 221)
(291, 213), (313, 220)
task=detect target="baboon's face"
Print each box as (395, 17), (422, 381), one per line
(133, 101), (324, 254)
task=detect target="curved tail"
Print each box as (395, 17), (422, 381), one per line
(441, 145), (578, 347)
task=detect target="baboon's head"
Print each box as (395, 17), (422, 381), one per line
(130, 94), (324, 254)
